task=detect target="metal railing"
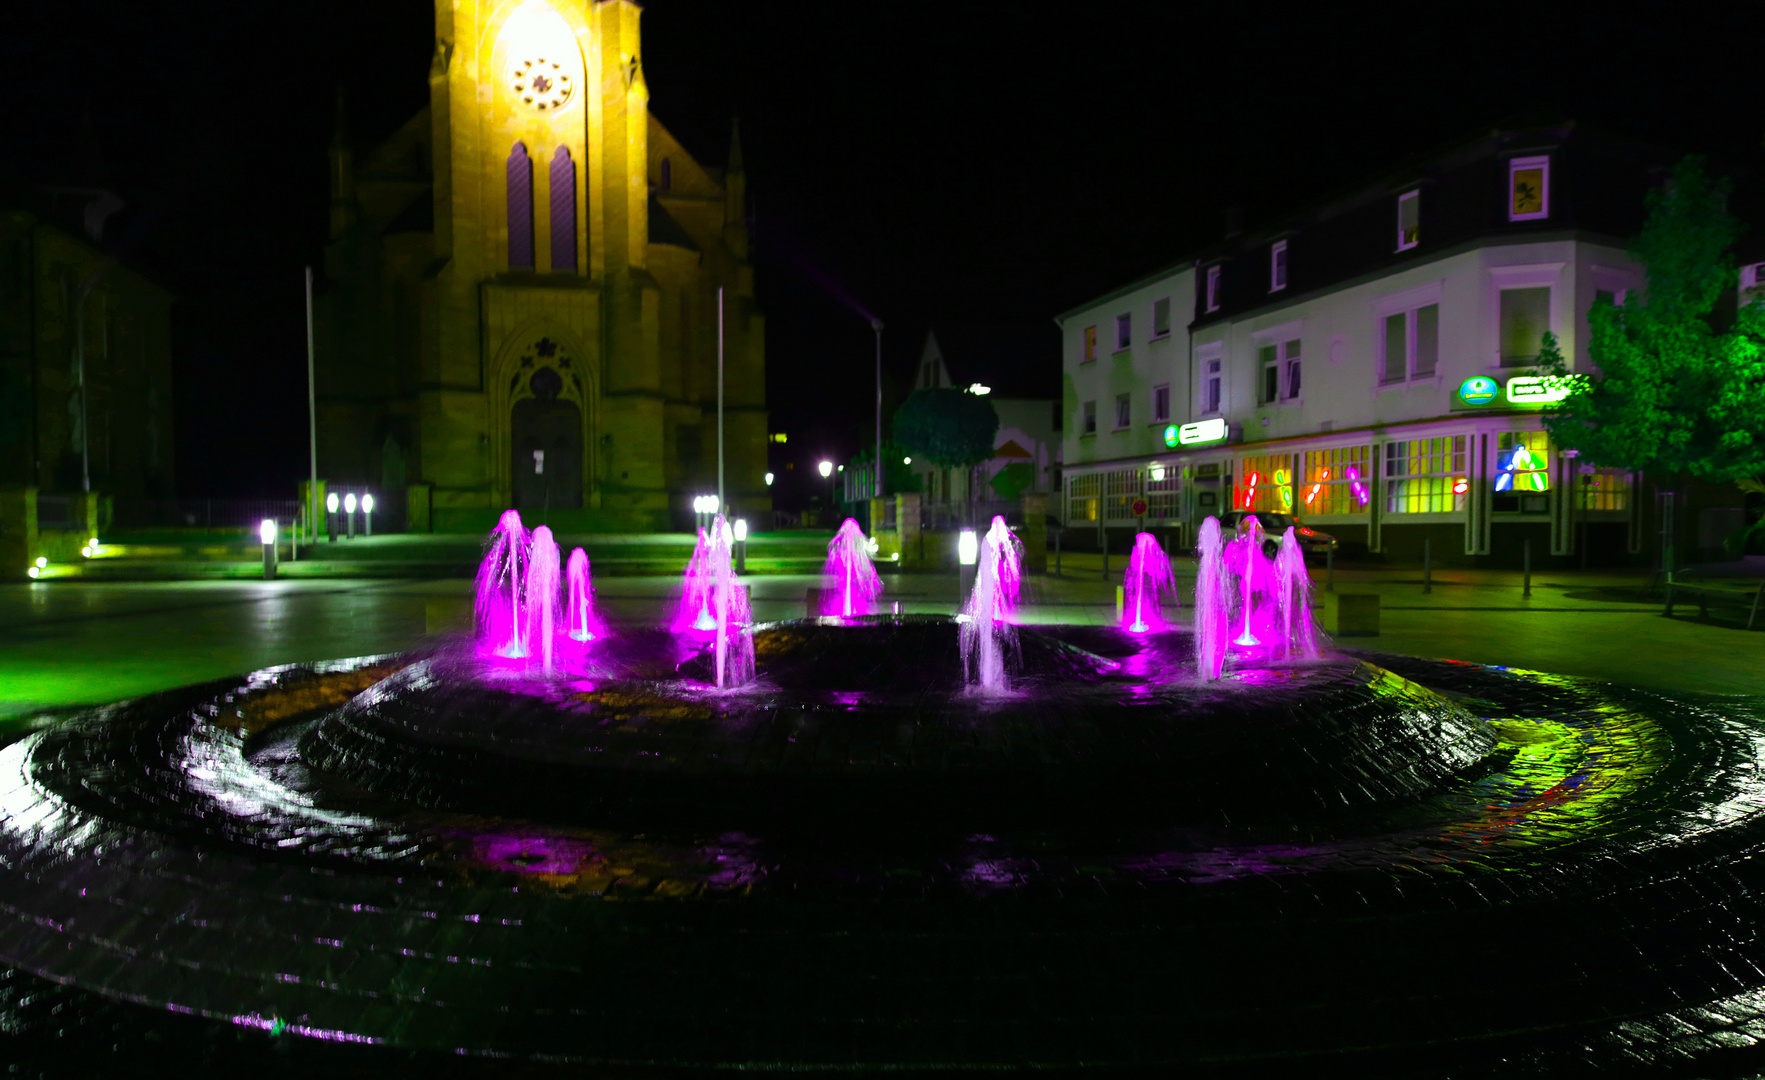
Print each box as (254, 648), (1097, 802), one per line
(110, 499), (303, 530)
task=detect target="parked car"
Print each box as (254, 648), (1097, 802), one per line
(1216, 510), (1338, 559)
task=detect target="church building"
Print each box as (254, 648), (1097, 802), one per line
(316, 0), (767, 532)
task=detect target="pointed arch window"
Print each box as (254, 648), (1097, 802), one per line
(507, 142), (534, 269)
(550, 146), (576, 272)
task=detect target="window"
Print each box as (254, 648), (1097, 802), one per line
(1508, 155), (1550, 222)
(1397, 190), (1420, 250)
(1300, 446), (1372, 515)
(1082, 400), (1097, 435)
(1270, 240), (1288, 292)
(1576, 467), (1630, 512)
(1067, 472), (1099, 523)
(1204, 358), (1222, 413)
(1494, 432), (1550, 514)
(1152, 297), (1171, 338)
(1499, 288), (1551, 366)
(1381, 303), (1440, 383)
(1116, 313), (1131, 350)
(1284, 340), (1302, 398)
(1083, 326), (1098, 363)
(1260, 344), (1279, 404)
(1238, 453), (1294, 513)
(1385, 436), (1468, 514)
(1152, 383), (1170, 423)
(1205, 266), (1222, 312)
(550, 147), (576, 271)
(1114, 393), (1131, 430)
(507, 142), (534, 269)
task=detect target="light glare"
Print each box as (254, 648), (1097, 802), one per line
(958, 529), (978, 566)
(344, 493), (357, 514)
(259, 519), (277, 545)
(818, 461), (833, 478)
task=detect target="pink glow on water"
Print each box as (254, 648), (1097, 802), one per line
(1194, 517), (1229, 680)
(474, 509), (529, 658)
(565, 547), (603, 642)
(525, 526), (562, 673)
(961, 516), (1023, 693)
(820, 518), (883, 617)
(1121, 532), (1179, 633)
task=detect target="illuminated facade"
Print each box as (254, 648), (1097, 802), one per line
(317, 0), (766, 531)
(1059, 123), (1661, 564)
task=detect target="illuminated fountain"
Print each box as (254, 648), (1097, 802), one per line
(474, 508), (529, 658)
(960, 515), (1022, 693)
(7, 506), (1765, 1076)
(564, 547), (602, 643)
(1121, 532), (1179, 634)
(819, 518), (884, 617)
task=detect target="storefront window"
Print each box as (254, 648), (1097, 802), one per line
(1495, 431), (1550, 513)
(1386, 436), (1468, 514)
(1238, 453), (1294, 513)
(1299, 446), (1372, 515)
(1576, 468), (1630, 512)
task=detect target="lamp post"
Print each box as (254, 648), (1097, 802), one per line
(871, 317), (883, 499)
(259, 519), (278, 580)
(818, 460), (834, 529)
(344, 493), (357, 539)
(733, 517), (748, 575)
(362, 493), (375, 537)
(326, 493), (339, 542)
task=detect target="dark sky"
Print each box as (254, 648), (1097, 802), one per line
(2, 1), (1759, 499)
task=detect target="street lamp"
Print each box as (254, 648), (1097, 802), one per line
(259, 519), (278, 579)
(958, 527), (979, 608)
(326, 492), (339, 542)
(818, 460), (835, 529)
(362, 493), (375, 537)
(764, 471), (774, 487)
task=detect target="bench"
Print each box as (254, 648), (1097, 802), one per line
(1663, 574), (1765, 630)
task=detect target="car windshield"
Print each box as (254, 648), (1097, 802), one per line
(1254, 513), (1296, 531)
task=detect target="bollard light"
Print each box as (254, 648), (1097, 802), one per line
(327, 493), (339, 513)
(958, 529), (978, 566)
(362, 493), (374, 513)
(259, 518), (277, 545)
(260, 518), (278, 580)
(733, 519), (748, 542)
(343, 493), (357, 540)
(326, 492), (339, 543)
(344, 493), (357, 514)
(35, 557), (47, 569)
(362, 493), (375, 537)
(27, 565), (39, 579)
(87, 537), (98, 549)
(764, 472), (775, 486)
(903, 456), (912, 465)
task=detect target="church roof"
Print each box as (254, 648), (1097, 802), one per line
(381, 189), (434, 235)
(926, 322), (1060, 400)
(648, 193), (699, 251)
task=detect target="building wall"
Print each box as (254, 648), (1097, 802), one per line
(0, 211), (174, 499)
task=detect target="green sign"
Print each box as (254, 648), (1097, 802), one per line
(1457, 376), (1499, 406)
(1506, 375), (1584, 405)
(1163, 425), (1179, 448)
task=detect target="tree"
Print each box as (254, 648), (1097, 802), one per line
(1539, 156), (1765, 550)
(892, 387), (999, 471)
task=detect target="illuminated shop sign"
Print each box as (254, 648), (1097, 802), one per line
(1505, 375), (1585, 405)
(1172, 417), (1229, 446)
(1457, 377), (1499, 406)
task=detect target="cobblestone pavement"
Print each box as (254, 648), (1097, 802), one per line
(1, 623), (1765, 1076)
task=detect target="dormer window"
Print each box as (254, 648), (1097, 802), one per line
(1508, 155), (1550, 222)
(1397, 190), (1420, 251)
(1205, 266), (1222, 313)
(1270, 241), (1288, 292)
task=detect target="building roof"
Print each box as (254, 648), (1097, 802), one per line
(926, 322), (1060, 400)
(648, 192), (699, 251)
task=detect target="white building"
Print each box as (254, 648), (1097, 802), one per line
(1058, 123), (1660, 565)
(907, 325), (1061, 510)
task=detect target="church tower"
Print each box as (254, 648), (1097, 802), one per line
(315, 0), (767, 531)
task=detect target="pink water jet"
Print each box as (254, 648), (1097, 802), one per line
(1227, 516), (1272, 647)
(961, 516), (1023, 694)
(1193, 517), (1229, 680)
(524, 526), (562, 673)
(820, 518), (883, 617)
(1273, 528), (1323, 662)
(474, 509), (530, 658)
(1121, 532), (1179, 633)
(706, 515), (754, 688)
(672, 527), (718, 634)
(565, 547), (603, 643)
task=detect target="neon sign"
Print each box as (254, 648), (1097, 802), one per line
(1163, 425), (1179, 447)
(1176, 417), (1229, 445)
(1345, 465), (1370, 506)
(1506, 375), (1584, 405)
(1305, 469), (1327, 506)
(1273, 468), (1292, 507)
(1495, 446), (1549, 492)
(1457, 377), (1499, 406)
(1242, 471), (1259, 510)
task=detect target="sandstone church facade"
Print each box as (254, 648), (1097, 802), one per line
(316, 0), (766, 531)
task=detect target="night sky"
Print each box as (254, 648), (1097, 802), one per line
(1, 1), (1758, 502)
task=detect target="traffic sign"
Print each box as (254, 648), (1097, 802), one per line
(1130, 497), (1149, 518)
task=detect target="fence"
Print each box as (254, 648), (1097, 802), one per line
(1064, 469), (1185, 527)
(919, 499), (1024, 531)
(110, 499), (304, 530)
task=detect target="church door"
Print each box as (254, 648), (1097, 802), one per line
(510, 367), (582, 513)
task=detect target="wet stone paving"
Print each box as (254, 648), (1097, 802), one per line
(2, 620), (1765, 1076)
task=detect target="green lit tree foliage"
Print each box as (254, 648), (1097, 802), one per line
(847, 440), (923, 495)
(1541, 157), (1765, 491)
(892, 388), (999, 471)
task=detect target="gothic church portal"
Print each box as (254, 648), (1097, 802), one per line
(316, 0), (766, 531)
